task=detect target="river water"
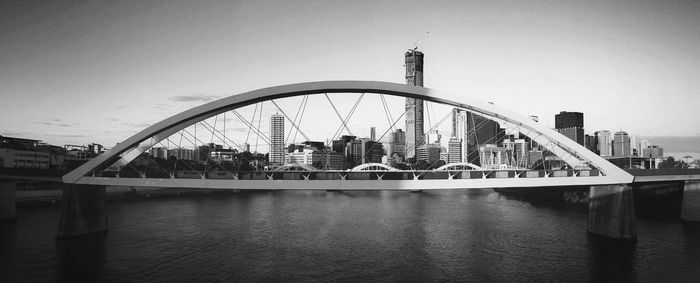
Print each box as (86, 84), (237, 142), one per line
(1, 189), (699, 282)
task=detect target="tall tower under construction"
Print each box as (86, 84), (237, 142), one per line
(404, 49), (424, 161)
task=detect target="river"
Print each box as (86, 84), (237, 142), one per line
(1, 189), (699, 282)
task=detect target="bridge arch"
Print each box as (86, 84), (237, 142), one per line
(272, 163), (318, 172)
(64, 80), (633, 185)
(351, 163), (399, 171)
(435, 162), (483, 171)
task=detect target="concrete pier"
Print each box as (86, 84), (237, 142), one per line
(681, 181), (700, 222)
(588, 184), (636, 240)
(57, 185), (107, 237)
(0, 179), (16, 220)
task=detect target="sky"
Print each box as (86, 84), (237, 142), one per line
(2, 0), (700, 150)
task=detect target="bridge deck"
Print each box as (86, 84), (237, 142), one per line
(627, 168), (700, 183)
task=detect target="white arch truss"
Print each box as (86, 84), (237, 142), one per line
(272, 163), (318, 172)
(63, 80), (634, 187)
(351, 163), (399, 171)
(436, 162), (483, 171)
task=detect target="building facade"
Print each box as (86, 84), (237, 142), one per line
(404, 49), (424, 161)
(613, 131), (631, 157)
(447, 137), (462, 164)
(287, 149), (344, 170)
(466, 112), (503, 166)
(596, 130), (612, 156)
(389, 130), (405, 158)
(269, 113), (285, 165)
(555, 111), (585, 145)
(417, 143), (441, 165)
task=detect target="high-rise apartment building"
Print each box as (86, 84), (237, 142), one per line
(450, 108), (469, 164)
(555, 111), (584, 145)
(269, 113), (285, 165)
(404, 49), (424, 161)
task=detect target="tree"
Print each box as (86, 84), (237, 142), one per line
(658, 156), (688, 169)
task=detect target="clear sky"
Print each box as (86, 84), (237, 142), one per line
(2, 0), (699, 148)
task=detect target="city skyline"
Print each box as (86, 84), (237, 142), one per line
(2, 0), (700, 149)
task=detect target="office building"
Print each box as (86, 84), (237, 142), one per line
(417, 143), (441, 165)
(479, 144), (508, 170)
(447, 137), (462, 163)
(404, 49), (424, 160)
(287, 149), (344, 170)
(168, 148), (194, 161)
(613, 131), (631, 157)
(555, 111), (584, 145)
(513, 139), (529, 168)
(269, 113), (285, 165)
(596, 130), (612, 156)
(465, 112), (503, 166)
(642, 146), (664, 159)
(639, 139), (650, 155)
(370, 127), (376, 141)
(148, 147), (168, 159)
(348, 138), (384, 165)
(389, 129), (405, 158)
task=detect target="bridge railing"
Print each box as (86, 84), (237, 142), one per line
(93, 169), (600, 181)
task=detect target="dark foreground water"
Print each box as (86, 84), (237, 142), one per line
(1, 189), (699, 282)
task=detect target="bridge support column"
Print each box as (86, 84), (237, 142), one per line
(588, 184), (636, 240)
(681, 181), (700, 222)
(57, 185), (107, 237)
(0, 179), (16, 220)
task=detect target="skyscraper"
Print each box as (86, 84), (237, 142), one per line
(269, 113), (285, 165)
(465, 112), (503, 166)
(555, 111), (584, 145)
(613, 131), (630, 157)
(404, 49), (424, 161)
(596, 130), (612, 156)
(389, 129), (406, 158)
(370, 127), (376, 141)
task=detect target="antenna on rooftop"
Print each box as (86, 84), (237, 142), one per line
(413, 31), (430, 51)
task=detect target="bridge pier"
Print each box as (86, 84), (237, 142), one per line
(681, 181), (700, 222)
(588, 184), (636, 240)
(56, 185), (107, 237)
(0, 179), (16, 220)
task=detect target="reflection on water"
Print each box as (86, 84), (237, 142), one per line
(1, 189), (700, 281)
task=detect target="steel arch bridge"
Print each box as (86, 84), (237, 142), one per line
(63, 81), (633, 190)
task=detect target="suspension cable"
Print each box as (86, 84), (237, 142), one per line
(231, 109), (270, 144)
(293, 95), (309, 144)
(354, 107), (408, 167)
(328, 93), (365, 145)
(245, 103), (259, 145)
(286, 95), (308, 144)
(270, 99), (311, 142)
(324, 93), (354, 137)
